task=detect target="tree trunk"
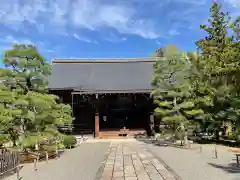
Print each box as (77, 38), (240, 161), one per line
(11, 133), (17, 147)
(215, 129), (220, 140)
(13, 138), (17, 147)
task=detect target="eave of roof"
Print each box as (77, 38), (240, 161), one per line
(70, 89), (153, 94)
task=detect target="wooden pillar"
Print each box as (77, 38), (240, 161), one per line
(95, 112), (99, 138)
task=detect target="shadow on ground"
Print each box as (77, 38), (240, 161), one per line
(208, 162), (240, 174)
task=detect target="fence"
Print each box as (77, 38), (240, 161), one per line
(0, 149), (20, 179)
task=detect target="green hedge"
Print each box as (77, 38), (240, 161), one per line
(63, 135), (77, 149)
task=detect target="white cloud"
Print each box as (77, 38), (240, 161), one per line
(0, 35), (34, 53)
(0, 0), (238, 41)
(227, 0), (240, 8)
(168, 0), (207, 5)
(46, 49), (55, 53)
(169, 29), (180, 36)
(70, 1), (160, 38)
(0, 0), (48, 30)
(156, 40), (161, 45)
(1, 35), (34, 45)
(0, 0), (160, 39)
(103, 33), (127, 43)
(73, 33), (97, 44)
(0, 34), (59, 54)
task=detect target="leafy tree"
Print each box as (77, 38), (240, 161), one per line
(155, 44), (180, 57)
(155, 48), (164, 57)
(152, 52), (203, 145)
(3, 44), (51, 94)
(194, 2), (240, 139)
(186, 52), (215, 134)
(0, 44), (72, 149)
(229, 16), (240, 137)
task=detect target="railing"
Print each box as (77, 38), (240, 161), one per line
(0, 149), (20, 179)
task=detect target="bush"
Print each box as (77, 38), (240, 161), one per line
(63, 135), (77, 149)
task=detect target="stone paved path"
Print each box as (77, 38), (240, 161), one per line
(96, 142), (178, 180)
(4, 140), (179, 180)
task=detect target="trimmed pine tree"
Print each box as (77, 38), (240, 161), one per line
(152, 53), (203, 145)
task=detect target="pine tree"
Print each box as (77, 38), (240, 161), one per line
(195, 2), (240, 139)
(152, 52), (203, 145)
(0, 44), (72, 148)
(228, 16), (240, 138)
(196, 2), (235, 93)
(3, 44), (51, 93)
(0, 70), (19, 146)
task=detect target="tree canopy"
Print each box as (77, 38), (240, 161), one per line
(0, 44), (72, 149)
(152, 2), (240, 143)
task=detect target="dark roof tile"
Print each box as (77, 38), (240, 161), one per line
(48, 58), (157, 93)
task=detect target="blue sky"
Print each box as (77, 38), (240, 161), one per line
(0, 0), (239, 61)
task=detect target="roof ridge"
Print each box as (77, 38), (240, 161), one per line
(52, 57), (159, 63)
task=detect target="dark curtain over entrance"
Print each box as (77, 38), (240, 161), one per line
(72, 94), (95, 135)
(99, 94), (152, 131)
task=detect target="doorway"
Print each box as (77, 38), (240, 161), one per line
(99, 93), (151, 132)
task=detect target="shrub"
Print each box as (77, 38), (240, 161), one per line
(63, 135), (77, 149)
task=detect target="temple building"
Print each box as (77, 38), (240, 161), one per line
(48, 58), (157, 138)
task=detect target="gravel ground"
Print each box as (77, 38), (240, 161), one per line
(5, 142), (110, 180)
(146, 142), (240, 180)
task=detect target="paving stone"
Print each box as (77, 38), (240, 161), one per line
(124, 166), (135, 170)
(100, 177), (110, 180)
(114, 167), (124, 171)
(113, 171), (124, 177)
(138, 175), (151, 180)
(98, 142), (178, 180)
(138, 178), (151, 180)
(142, 160), (151, 164)
(149, 176), (164, 180)
(124, 171), (136, 177)
(125, 177), (138, 180)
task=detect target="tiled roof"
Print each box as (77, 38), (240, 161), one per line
(48, 58), (158, 93)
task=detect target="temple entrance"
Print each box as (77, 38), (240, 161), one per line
(99, 108), (149, 130)
(100, 109), (128, 130)
(57, 92), (155, 137)
(71, 94), (96, 135)
(98, 93), (152, 137)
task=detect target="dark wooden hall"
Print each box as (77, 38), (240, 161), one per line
(49, 58), (157, 138)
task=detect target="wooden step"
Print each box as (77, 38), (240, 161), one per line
(99, 136), (130, 139)
(98, 129), (146, 139)
(99, 130), (129, 139)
